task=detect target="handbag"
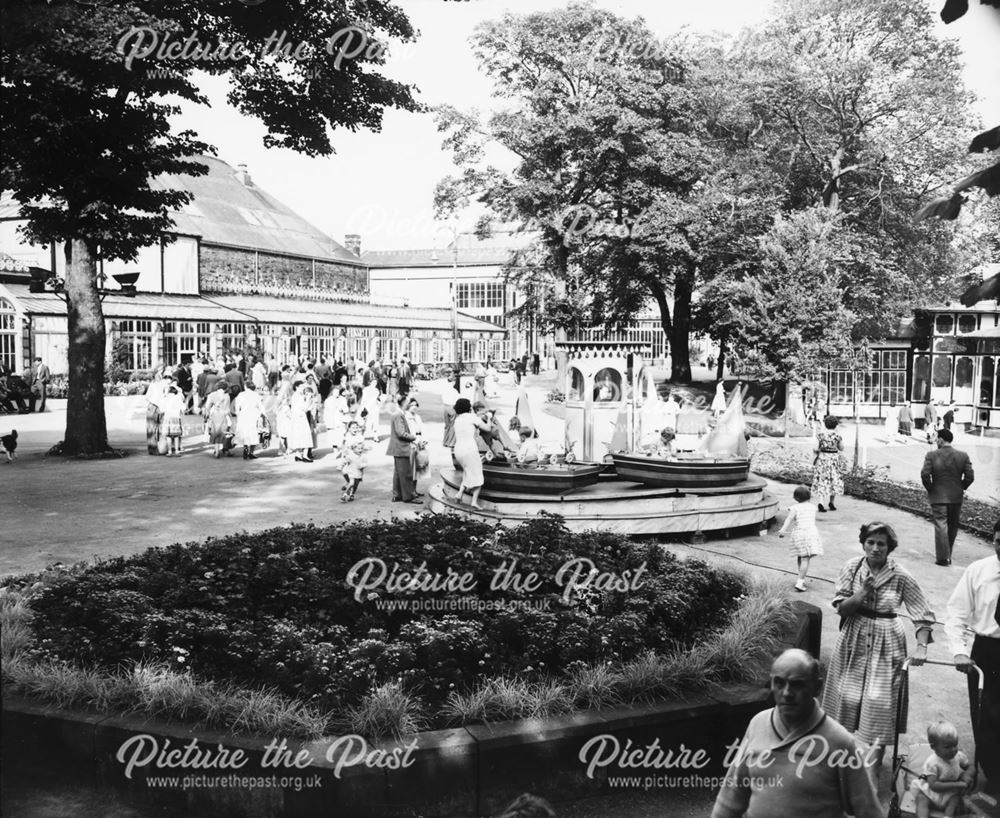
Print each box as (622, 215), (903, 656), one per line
(414, 445), (430, 473)
(156, 437), (168, 455)
(838, 560), (865, 631)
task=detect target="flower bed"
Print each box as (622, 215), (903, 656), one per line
(752, 442), (996, 540)
(2, 516), (796, 738)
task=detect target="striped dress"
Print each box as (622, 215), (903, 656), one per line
(821, 557), (934, 746)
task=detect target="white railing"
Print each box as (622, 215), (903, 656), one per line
(206, 279), (372, 303)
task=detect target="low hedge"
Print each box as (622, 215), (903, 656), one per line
(752, 443), (996, 540)
(4, 515), (751, 732)
(44, 375), (150, 399)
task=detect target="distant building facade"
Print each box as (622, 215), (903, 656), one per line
(823, 295), (1000, 431)
(0, 157), (503, 376)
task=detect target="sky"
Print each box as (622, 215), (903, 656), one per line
(172, 0), (1000, 252)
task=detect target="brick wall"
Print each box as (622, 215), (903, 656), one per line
(199, 246), (367, 292)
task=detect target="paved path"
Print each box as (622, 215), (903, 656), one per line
(2, 374), (998, 817)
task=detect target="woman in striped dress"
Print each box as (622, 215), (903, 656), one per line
(811, 415), (844, 512)
(821, 521), (933, 768)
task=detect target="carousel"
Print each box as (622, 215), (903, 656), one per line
(426, 342), (777, 535)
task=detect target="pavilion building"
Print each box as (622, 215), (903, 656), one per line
(0, 157), (503, 376)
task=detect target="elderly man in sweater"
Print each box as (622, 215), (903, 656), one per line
(711, 649), (883, 818)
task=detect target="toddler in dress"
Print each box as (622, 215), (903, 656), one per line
(778, 485), (823, 592)
(911, 721), (972, 818)
(339, 440), (369, 502)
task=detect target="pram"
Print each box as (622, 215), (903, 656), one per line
(888, 657), (985, 818)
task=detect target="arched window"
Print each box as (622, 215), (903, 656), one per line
(954, 356), (973, 389)
(911, 354), (930, 402)
(593, 367), (622, 402)
(567, 367), (584, 401)
(980, 357), (994, 406)
(931, 356), (952, 388)
(0, 297), (17, 374)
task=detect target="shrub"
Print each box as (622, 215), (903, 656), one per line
(4, 516), (784, 737)
(752, 441), (996, 540)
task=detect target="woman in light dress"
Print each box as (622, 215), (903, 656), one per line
(145, 368), (168, 454)
(358, 378), (381, 439)
(884, 402), (899, 444)
(323, 386), (350, 453)
(203, 382), (232, 459)
(404, 396), (425, 490)
(288, 381), (316, 462)
(233, 381), (264, 460)
(449, 397), (494, 509)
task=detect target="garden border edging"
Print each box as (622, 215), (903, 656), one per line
(2, 602), (820, 818)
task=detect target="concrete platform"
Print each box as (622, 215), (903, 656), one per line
(428, 470), (778, 534)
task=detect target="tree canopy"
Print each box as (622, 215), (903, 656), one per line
(1, 0), (420, 454)
(435, 0), (980, 385)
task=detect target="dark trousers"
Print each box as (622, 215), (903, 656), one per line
(930, 501), (962, 562)
(970, 636), (1000, 793)
(28, 387), (45, 412)
(392, 456), (415, 501)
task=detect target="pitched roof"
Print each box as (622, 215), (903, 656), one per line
(0, 283), (506, 333)
(150, 157), (362, 265)
(206, 294), (505, 333)
(0, 283), (254, 322)
(363, 227), (539, 268)
(2, 158), (363, 266)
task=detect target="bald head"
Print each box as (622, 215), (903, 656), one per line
(771, 649), (821, 682)
(770, 649), (822, 728)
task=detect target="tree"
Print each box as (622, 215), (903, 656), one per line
(917, 0), (1000, 221)
(434, 3), (721, 383)
(1, 0), (419, 454)
(703, 0), (980, 350)
(707, 207), (856, 382)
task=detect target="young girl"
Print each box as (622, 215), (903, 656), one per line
(910, 721), (972, 818)
(343, 419), (365, 451)
(778, 485), (823, 592)
(516, 426), (539, 464)
(340, 440), (369, 502)
(160, 385), (186, 457)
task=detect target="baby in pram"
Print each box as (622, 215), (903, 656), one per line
(910, 720), (973, 817)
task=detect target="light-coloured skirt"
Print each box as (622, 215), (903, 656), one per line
(455, 445), (483, 489)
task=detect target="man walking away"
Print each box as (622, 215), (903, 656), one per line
(920, 428), (974, 566)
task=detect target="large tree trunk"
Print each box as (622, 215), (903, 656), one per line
(62, 238), (111, 455)
(668, 268), (694, 384)
(646, 272), (691, 384)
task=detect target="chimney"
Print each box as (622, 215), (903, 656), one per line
(235, 162), (253, 186)
(344, 234), (361, 256)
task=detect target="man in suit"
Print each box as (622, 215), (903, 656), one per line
(386, 395), (421, 504)
(223, 362), (244, 399)
(921, 428), (975, 565)
(29, 357), (50, 412)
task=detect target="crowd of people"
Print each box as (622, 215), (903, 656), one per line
(144, 352), (431, 502)
(0, 357), (49, 414)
